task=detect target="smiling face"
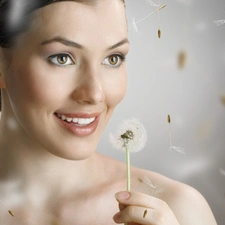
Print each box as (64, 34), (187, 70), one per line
(0, 0), (129, 160)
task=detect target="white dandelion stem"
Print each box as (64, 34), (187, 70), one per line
(126, 146), (131, 191)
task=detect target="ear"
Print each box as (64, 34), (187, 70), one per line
(0, 48), (6, 89)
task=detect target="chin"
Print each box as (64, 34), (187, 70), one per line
(46, 142), (98, 161)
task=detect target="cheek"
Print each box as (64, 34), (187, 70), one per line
(104, 73), (127, 108)
(5, 60), (65, 111)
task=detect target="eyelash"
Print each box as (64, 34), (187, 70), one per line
(47, 53), (126, 68)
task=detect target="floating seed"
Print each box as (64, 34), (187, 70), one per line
(167, 114), (171, 124)
(220, 95), (225, 106)
(143, 209), (148, 218)
(158, 29), (161, 38)
(8, 210), (14, 217)
(158, 4), (166, 11)
(178, 50), (187, 69)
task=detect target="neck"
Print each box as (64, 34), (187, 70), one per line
(0, 112), (98, 203)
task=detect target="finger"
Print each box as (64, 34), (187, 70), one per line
(113, 205), (165, 225)
(115, 191), (167, 211)
(118, 202), (126, 211)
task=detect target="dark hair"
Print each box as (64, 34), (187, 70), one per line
(0, 0), (125, 48)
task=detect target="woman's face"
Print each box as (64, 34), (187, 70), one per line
(1, 0), (129, 160)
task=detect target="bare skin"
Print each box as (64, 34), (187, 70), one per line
(0, 0), (217, 224)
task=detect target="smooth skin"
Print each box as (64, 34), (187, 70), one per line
(0, 0), (217, 224)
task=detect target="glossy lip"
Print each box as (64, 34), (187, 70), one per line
(54, 112), (100, 137)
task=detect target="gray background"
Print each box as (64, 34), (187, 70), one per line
(97, 0), (225, 224)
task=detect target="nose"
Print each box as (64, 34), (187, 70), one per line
(72, 69), (105, 105)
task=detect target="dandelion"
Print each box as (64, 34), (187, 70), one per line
(109, 118), (147, 191)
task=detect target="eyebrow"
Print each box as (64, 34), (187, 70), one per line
(40, 36), (129, 50)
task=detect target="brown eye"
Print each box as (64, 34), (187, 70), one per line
(48, 54), (74, 66)
(57, 55), (68, 64)
(103, 54), (125, 68)
(108, 55), (119, 65)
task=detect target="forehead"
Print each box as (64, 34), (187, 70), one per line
(22, 0), (127, 48)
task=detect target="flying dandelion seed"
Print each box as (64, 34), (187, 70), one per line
(143, 209), (148, 218)
(156, 1), (166, 39)
(158, 29), (161, 38)
(220, 95), (225, 106)
(178, 50), (187, 69)
(158, 4), (166, 11)
(214, 19), (225, 26)
(0, 199), (14, 217)
(167, 114), (171, 124)
(8, 210), (14, 217)
(142, 175), (156, 189)
(167, 115), (185, 154)
(131, 2), (166, 33)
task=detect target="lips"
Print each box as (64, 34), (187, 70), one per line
(54, 112), (100, 136)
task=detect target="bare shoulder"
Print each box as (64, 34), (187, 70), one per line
(95, 154), (217, 224)
(131, 167), (218, 225)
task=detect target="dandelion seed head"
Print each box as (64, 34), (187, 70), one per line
(109, 118), (147, 152)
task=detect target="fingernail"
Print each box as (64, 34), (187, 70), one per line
(115, 191), (130, 200)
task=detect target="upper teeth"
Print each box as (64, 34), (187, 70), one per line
(57, 114), (95, 125)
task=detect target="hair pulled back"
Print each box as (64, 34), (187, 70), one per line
(0, 0), (125, 48)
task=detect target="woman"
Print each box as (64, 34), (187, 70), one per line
(0, 0), (217, 224)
